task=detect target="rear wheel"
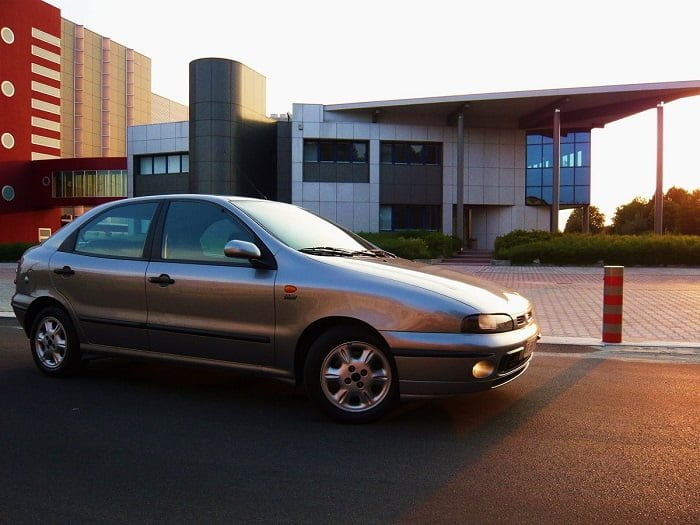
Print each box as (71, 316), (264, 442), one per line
(305, 326), (398, 423)
(30, 306), (82, 376)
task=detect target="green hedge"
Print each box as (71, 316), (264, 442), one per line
(494, 232), (700, 266)
(0, 243), (37, 262)
(494, 229), (553, 254)
(358, 231), (460, 260)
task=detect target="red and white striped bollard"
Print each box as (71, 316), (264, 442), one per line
(602, 266), (624, 343)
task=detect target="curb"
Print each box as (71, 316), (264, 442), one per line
(539, 335), (700, 350)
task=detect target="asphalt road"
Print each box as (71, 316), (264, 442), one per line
(1, 319), (698, 524)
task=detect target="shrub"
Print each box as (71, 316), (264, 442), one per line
(359, 234), (430, 260)
(494, 233), (700, 266)
(358, 231), (459, 260)
(493, 229), (552, 257)
(0, 243), (37, 262)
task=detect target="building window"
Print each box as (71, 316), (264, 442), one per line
(1, 185), (15, 201)
(1, 132), (15, 149)
(379, 205), (441, 231)
(1, 80), (15, 97)
(1, 27), (15, 45)
(380, 142), (442, 165)
(525, 132), (590, 206)
(137, 153), (190, 175)
(303, 140), (368, 164)
(52, 170), (128, 198)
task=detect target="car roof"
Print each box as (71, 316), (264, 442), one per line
(121, 194), (269, 204)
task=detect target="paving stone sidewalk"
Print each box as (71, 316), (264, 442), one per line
(447, 265), (700, 344)
(2, 262), (699, 345)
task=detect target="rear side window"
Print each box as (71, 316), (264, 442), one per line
(75, 202), (158, 259)
(161, 201), (255, 264)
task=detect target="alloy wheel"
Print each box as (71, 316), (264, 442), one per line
(320, 341), (392, 413)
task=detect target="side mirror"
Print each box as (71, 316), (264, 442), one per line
(224, 240), (262, 260)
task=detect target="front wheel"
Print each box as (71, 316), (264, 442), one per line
(304, 327), (398, 423)
(30, 306), (82, 376)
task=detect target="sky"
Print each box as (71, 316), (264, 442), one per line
(46, 0), (700, 224)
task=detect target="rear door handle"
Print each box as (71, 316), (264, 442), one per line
(53, 266), (75, 276)
(149, 274), (175, 286)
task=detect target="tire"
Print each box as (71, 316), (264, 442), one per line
(30, 306), (82, 376)
(304, 326), (398, 423)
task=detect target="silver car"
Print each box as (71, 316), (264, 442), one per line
(12, 195), (539, 423)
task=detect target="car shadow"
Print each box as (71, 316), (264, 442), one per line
(2, 353), (601, 522)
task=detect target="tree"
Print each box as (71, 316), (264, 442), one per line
(662, 186), (698, 234)
(611, 197), (653, 234)
(564, 206), (606, 233)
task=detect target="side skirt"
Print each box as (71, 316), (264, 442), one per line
(80, 343), (294, 381)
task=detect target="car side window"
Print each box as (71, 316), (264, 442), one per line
(75, 202), (158, 259)
(162, 201), (256, 264)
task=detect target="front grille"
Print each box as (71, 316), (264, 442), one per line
(515, 310), (533, 328)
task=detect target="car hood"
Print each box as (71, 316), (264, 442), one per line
(313, 255), (531, 315)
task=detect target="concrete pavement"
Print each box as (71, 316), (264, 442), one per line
(2, 262), (699, 348)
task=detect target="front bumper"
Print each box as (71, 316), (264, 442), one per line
(381, 322), (539, 397)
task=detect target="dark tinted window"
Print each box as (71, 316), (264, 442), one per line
(75, 202), (158, 258)
(351, 142), (367, 162)
(303, 141), (318, 162)
(379, 205), (441, 231)
(319, 142), (334, 162)
(162, 201), (255, 264)
(304, 140), (369, 164)
(381, 142), (442, 165)
(423, 144), (439, 165)
(335, 142), (351, 163)
(380, 143), (392, 163)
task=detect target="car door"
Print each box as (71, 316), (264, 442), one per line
(49, 201), (160, 350)
(145, 200), (276, 366)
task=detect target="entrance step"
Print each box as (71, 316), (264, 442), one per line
(439, 250), (493, 265)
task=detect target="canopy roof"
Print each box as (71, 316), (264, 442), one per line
(324, 81), (700, 130)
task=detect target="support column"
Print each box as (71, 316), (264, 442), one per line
(456, 111), (465, 248)
(654, 103), (664, 234)
(550, 109), (561, 233)
(582, 205), (590, 233)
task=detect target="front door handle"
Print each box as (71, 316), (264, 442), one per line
(53, 266), (75, 276)
(149, 274), (175, 286)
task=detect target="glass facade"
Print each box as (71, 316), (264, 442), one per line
(53, 170), (128, 198)
(525, 132), (590, 206)
(137, 153), (190, 175)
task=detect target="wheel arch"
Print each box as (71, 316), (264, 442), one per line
(293, 316), (389, 385)
(23, 296), (74, 337)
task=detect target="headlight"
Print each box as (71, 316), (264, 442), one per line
(462, 314), (514, 333)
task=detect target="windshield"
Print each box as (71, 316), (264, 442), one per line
(233, 200), (372, 252)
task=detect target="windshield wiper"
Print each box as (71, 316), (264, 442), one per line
(299, 246), (396, 258)
(350, 248), (396, 258)
(299, 246), (355, 256)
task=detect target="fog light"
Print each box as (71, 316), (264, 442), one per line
(472, 360), (495, 379)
